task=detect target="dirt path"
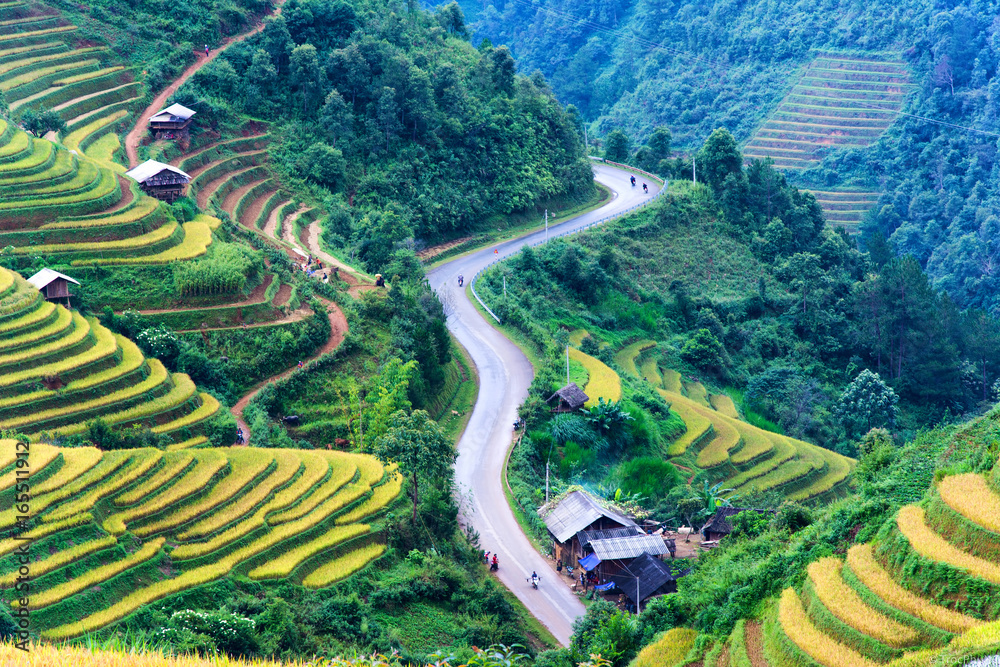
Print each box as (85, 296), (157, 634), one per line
(281, 205), (311, 251)
(240, 188), (277, 229)
(175, 306), (309, 333)
(416, 236), (474, 261)
(124, 3), (285, 168)
(303, 221), (376, 298)
(221, 178), (267, 217)
(263, 198), (292, 239)
(744, 621), (766, 667)
(196, 165), (256, 209)
(231, 297), (348, 443)
(132, 274), (274, 315)
(101, 177), (134, 213)
(169, 133), (267, 167)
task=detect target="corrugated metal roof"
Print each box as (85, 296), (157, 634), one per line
(27, 268), (80, 290)
(151, 103), (196, 121)
(577, 526), (644, 550)
(125, 159), (191, 184)
(542, 490), (636, 543)
(609, 552), (686, 604)
(589, 534), (671, 561)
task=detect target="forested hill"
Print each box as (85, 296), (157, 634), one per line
(169, 0), (594, 272)
(455, 0), (1000, 316)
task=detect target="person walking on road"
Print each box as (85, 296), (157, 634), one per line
(205, 44), (210, 57)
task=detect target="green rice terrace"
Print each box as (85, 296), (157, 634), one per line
(0, 443), (400, 640)
(0, 265), (222, 444)
(743, 52), (914, 231)
(574, 335), (855, 503)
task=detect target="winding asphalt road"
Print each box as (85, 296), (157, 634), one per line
(427, 164), (661, 646)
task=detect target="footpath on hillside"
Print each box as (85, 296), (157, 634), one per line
(231, 297), (348, 443)
(124, 1), (287, 167)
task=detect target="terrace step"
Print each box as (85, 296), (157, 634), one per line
(0, 47), (104, 79)
(65, 96), (141, 130)
(0, 43), (67, 67)
(10, 67), (131, 113)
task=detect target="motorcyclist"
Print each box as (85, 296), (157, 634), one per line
(531, 571), (539, 585)
(642, 183), (648, 193)
(491, 554), (499, 571)
(630, 175), (636, 187)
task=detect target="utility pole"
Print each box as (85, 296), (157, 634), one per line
(358, 390), (364, 450)
(693, 157), (697, 185)
(583, 125), (588, 153)
(503, 275), (507, 298)
(566, 345), (570, 385)
(545, 209), (548, 242)
(545, 460), (550, 504)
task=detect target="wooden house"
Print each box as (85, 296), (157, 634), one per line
(27, 268), (79, 306)
(577, 527), (673, 581)
(607, 552), (690, 611)
(125, 160), (191, 203)
(148, 103), (196, 134)
(541, 490), (637, 566)
(702, 507), (775, 542)
(547, 383), (589, 413)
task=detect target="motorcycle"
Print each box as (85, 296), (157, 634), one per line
(528, 576), (540, 589)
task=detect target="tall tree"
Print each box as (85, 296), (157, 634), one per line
(371, 410), (456, 521)
(835, 370), (899, 438)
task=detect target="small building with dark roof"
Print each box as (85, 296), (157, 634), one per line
(608, 552), (690, 611)
(541, 490), (637, 566)
(547, 382), (589, 412)
(125, 159), (191, 203)
(149, 103), (196, 133)
(702, 507), (775, 542)
(27, 268), (79, 306)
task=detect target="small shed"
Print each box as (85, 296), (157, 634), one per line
(541, 490), (636, 566)
(28, 268), (79, 306)
(125, 159), (191, 203)
(608, 552), (690, 610)
(149, 103), (196, 133)
(702, 507), (775, 542)
(579, 529), (674, 580)
(547, 382), (589, 412)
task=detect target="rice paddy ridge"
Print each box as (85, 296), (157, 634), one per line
(0, 266), (224, 441)
(742, 52), (914, 232)
(737, 420), (1000, 667)
(0, 446), (400, 639)
(615, 340), (855, 502)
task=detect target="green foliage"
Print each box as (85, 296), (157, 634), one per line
(729, 509), (770, 540)
(570, 601), (641, 667)
(372, 409), (457, 521)
(836, 370), (899, 438)
(83, 418), (166, 451)
(18, 107), (65, 137)
(604, 130), (630, 163)
(614, 456), (681, 504)
(679, 329), (726, 374)
(172, 243), (260, 297)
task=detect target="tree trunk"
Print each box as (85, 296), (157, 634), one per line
(412, 470), (419, 523)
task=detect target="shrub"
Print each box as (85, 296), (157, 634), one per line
(615, 456), (682, 503)
(679, 328), (726, 373)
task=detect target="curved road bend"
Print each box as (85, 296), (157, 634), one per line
(427, 165), (661, 646)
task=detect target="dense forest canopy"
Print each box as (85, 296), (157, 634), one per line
(452, 0), (1000, 317)
(173, 0), (594, 273)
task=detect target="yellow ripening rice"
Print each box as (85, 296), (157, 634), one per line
(630, 627), (697, 667)
(777, 588), (878, 667)
(937, 473), (1000, 534)
(807, 557), (918, 647)
(0, 641), (311, 666)
(897, 505), (1000, 584)
(568, 347), (621, 407)
(846, 543), (979, 634)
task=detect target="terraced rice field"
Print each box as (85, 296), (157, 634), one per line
(614, 341), (854, 501)
(0, 267), (223, 440)
(754, 441), (1000, 667)
(0, 446), (398, 639)
(743, 52), (913, 231)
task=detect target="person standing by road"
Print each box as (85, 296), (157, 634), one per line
(205, 44), (210, 57)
